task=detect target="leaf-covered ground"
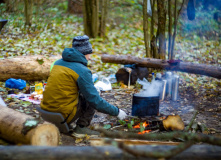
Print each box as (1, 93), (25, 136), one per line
(0, 1), (220, 145)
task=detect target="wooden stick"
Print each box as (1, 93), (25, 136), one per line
(184, 110), (199, 132)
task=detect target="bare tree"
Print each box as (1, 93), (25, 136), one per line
(24, 0), (33, 26)
(83, 0), (109, 38)
(157, 0), (166, 60)
(170, 0), (185, 60)
(143, 0), (151, 57)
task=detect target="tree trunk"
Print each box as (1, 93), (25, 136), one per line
(143, 0), (150, 57)
(83, 0), (99, 38)
(171, 0), (177, 60)
(150, 0), (158, 58)
(68, 0), (83, 14)
(0, 105), (59, 146)
(0, 145), (220, 160)
(171, 0), (185, 59)
(157, 0), (166, 60)
(0, 55), (61, 81)
(24, 0), (33, 26)
(99, 0), (109, 37)
(101, 54), (221, 79)
(150, 0), (154, 41)
(168, 0), (172, 59)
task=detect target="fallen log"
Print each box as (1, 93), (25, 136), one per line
(0, 55), (61, 81)
(0, 145), (221, 160)
(90, 138), (180, 146)
(0, 105), (59, 146)
(101, 54), (221, 79)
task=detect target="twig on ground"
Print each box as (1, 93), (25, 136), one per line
(184, 110), (199, 132)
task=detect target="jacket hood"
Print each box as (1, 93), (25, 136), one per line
(62, 48), (88, 66)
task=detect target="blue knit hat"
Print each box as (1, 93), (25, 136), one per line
(72, 35), (93, 55)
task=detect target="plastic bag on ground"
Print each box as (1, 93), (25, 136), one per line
(94, 78), (112, 91)
(0, 96), (7, 107)
(5, 78), (26, 90)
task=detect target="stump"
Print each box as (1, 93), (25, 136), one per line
(0, 105), (59, 146)
(116, 66), (149, 85)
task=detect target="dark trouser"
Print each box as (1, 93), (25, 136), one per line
(68, 94), (95, 127)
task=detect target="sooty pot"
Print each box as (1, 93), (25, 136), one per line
(132, 94), (159, 117)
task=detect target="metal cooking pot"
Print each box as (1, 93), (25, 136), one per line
(132, 94), (159, 117)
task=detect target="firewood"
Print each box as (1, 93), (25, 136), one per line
(0, 105), (59, 146)
(101, 54), (221, 79)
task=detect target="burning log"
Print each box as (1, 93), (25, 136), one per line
(101, 54), (221, 79)
(0, 105), (59, 146)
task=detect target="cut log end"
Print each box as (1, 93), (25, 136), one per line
(31, 123), (60, 146)
(0, 105), (60, 146)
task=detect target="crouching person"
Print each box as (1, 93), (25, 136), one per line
(40, 35), (127, 135)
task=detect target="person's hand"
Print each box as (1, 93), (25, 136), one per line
(117, 109), (127, 120)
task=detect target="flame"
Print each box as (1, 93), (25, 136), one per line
(133, 121), (151, 134)
(138, 130), (151, 134)
(133, 121), (149, 128)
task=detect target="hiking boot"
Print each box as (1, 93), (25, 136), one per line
(73, 125), (100, 135)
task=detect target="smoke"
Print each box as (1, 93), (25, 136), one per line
(135, 78), (162, 97)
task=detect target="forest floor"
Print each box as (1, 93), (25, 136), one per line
(2, 73), (220, 146)
(59, 78), (221, 146)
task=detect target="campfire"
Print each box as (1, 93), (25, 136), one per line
(133, 121), (151, 134)
(111, 115), (184, 135)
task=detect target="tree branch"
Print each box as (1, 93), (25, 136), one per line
(118, 140), (195, 159)
(96, 128), (221, 146)
(184, 110), (199, 132)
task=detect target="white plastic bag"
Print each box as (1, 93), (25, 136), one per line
(94, 78), (112, 91)
(0, 96), (7, 107)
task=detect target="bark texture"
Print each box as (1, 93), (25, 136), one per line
(83, 0), (99, 38)
(0, 145), (220, 160)
(101, 54), (221, 79)
(157, 0), (166, 59)
(24, 0), (33, 26)
(0, 55), (61, 81)
(143, 0), (150, 57)
(0, 105), (59, 146)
